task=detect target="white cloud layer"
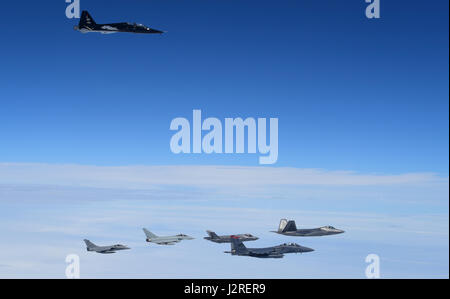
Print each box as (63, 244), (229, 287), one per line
(0, 163), (447, 189)
(0, 163), (448, 278)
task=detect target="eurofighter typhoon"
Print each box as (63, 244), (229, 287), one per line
(74, 11), (165, 34)
(225, 237), (314, 258)
(273, 219), (345, 237)
(84, 239), (130, 254)
(143, 228), (194, 245)
(204, 230), (258, 243)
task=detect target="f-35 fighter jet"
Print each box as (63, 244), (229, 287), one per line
(204, 230), (258, 243)
(272, 219), (345, 237)
(84, 239), (130, 254)
(143, 228), (194, 245)
(74, 11), (164, 34)
(225, 237), (314, 258)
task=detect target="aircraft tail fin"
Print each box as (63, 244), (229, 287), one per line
(206, 230), (220, 239)
(79, 10), (96, 27)
(278, 219), (288, 232)
(283, 220), (297, 232)
(83, 239), (97, 249)
(143, 228), (158, 239)
(230, 237), (248, 254)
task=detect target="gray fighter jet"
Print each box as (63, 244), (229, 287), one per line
(84, 239), (130, 254)
(272, 219), (345, 237)
(225, 237), (314, 258)
(204, 230), (258, 243)
(143, 228), (194, 245)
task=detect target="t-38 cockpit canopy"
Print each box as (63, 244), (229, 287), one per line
(128, 22), (146, 27)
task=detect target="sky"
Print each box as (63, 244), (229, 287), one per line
(0, 0), (448, 278)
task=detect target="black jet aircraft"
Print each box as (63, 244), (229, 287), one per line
(225, 237), (314, 258)
(74, 11), (164, 34)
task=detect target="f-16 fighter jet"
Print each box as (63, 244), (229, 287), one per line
(84, 239), (130, 254)
(143, 228), (194, 245)
(272, 219), (345, 237)
(74, 11), (165, 34)
(204, 230), (258, 243)
(225, 237), (314, 258)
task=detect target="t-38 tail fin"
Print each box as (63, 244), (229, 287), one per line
(79, 10), (96, 27)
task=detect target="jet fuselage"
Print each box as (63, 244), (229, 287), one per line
(74, 11), (164, 35)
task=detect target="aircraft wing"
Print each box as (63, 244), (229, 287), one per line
(249, 251), (283, 258)
(249, 247), (280, 256)
(155, 241), (178, 245)
(98, 250), (116, 254)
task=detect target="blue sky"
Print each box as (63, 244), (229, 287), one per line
(0, 1), (448, 278)
(0, 0), (448, 173)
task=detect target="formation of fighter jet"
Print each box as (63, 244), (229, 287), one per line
(143, 228), (194, 245)
(272, 219), (345, 237)
(83, 219), (344, 257)
(74, 11), (164, 34)
(84, 239), (130, 254)
(225, 237), (314, 258)
(204, 230), (258, 243)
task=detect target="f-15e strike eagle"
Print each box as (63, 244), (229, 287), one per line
(74, 11), (164, 34)
(225, 237), (314, 258)
(84, 239), (130, 254)
(143, 228), (194, 245)
(204, 230), (259, 243)
(272, 219), (345, 237)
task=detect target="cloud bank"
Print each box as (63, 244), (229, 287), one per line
(0, 163), (448, 278)
(0, 163), (447, 189)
